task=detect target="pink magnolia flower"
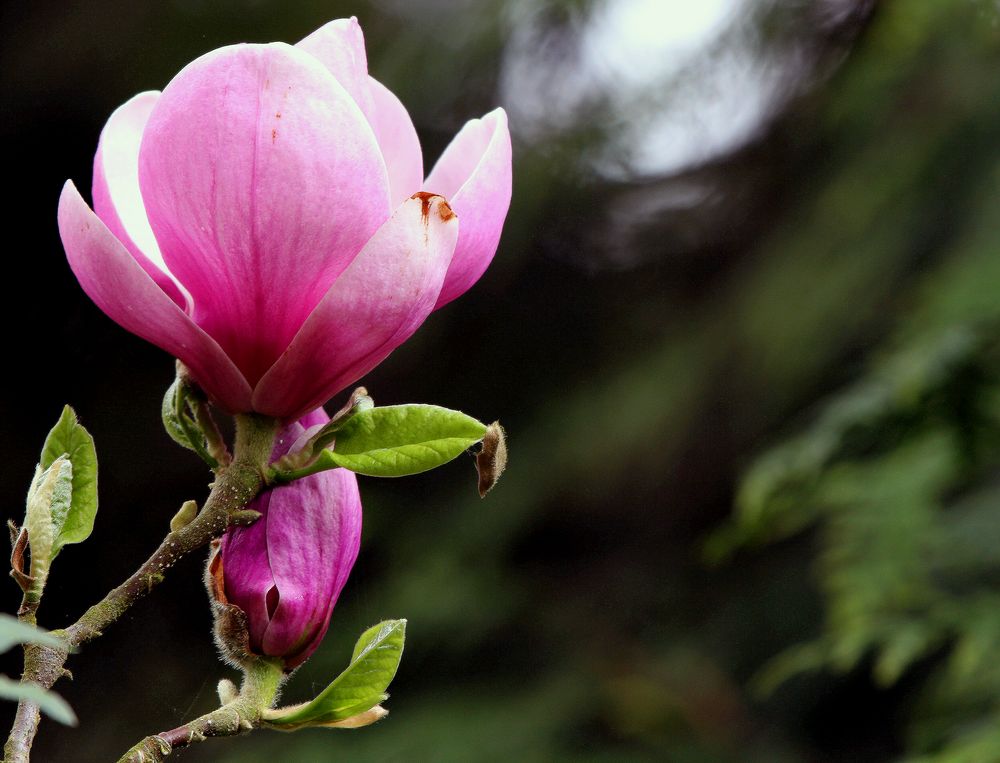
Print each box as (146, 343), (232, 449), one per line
(58, 17), (512, 421)
(209, 409), (362, 669)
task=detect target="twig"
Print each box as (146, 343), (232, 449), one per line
(2, 414), (278, 763)
(117, 659), (284, 762)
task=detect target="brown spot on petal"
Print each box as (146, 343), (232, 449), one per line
(411, 191), (435, 224)
(410, 191), (456, 225)
(271, 128), (278, 143)
(275, 112), (282, 119)
(437, 199), (456, 222)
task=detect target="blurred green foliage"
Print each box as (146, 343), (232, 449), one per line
(709, 1), (1000, 760)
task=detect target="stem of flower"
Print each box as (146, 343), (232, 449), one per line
(116, 658), (285, 762)
(2, 413), (278, 763)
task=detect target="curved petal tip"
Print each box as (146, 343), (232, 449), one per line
(424, 107), (512, 309)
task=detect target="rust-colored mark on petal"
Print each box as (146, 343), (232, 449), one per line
(271, 128), (278, 143)
(412, 191), (435, 224)
(410, 191), (456, 224)
(437, 199), (456, 222)
(275, 112), (282, 119)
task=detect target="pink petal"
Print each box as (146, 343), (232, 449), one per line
(297, 21), (422, 205)
(294, 407), (330, 433)
(424, 108), (512, 309)
(91, 91), (186, 308)
(252, 193), (460, 420)
(58, 181), (252, 412)
(368, 77), (423, 205)
(261, 467), (362, 666)
(218, 490), (275, 654)
(139, 42), (391, 386)
(295, 17), (375, 125)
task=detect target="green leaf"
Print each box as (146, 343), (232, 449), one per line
(308, 388), (374, 455)
(40, 406), (98, 554)
(0, 615), (65, 653)
(265, 619), (406, 728)
(0, 675), (76, 726)
(320, 406), (487, 478)
(162, 378), (196, 451)
(46, 461), (74, 551)
(161, 378), (218, 468)
(24, 459), (72, 583)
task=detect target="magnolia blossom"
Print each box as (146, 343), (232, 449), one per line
(59, 17), (512, 421)
(208, 409), (362, 669)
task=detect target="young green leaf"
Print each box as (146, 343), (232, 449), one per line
(0, 615), (65, 653)
(272, 389), (375, 476)
(40, 406), (98, 552)
(0, 676), (76, 726)
(47, 461), (74, 555)
(161, 378), (220, 468)
(306, 387), (374, 456)
(162, 378), (198, 452)
(264, 619), (405, 729)
(24, 458), (72, 584)
(319, 406), (487, 478)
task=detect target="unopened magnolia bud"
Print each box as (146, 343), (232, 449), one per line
(207, 409), (361, 671)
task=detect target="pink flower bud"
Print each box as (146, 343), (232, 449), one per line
(209, 409), (361, 669)
(58, 17), (512, 420)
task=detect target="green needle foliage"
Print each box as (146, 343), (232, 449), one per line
(713, 325), (1000, 761)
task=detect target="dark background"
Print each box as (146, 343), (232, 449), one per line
(4, 1), (1000, 761)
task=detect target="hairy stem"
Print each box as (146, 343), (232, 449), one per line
(2, 414), (278, 763)
(117, 659), (284, 762)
